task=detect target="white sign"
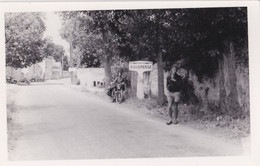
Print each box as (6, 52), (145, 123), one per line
(129, 61), (153, 72)
(129, 61), (153, 99)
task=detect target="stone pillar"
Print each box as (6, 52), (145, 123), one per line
(136, 71), (144, 99)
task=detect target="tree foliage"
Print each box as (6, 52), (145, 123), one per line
(177, 7), (248, 81)
(59, 11), (118, 67)
(59, 10), (125, 87)
(116, 8), (247, 77)
(58, 8), (248, 112)
(5, 12), (46, 68)
(42, 37), (66, 62)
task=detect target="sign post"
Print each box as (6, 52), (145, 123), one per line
(129, 61), (153, 99)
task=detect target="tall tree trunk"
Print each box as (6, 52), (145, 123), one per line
(102, 29), (113, 90)
(157, 34), (165, 105)
(103, 54), (112, 90)
(69, 34), (74, 82)
(226, 41), (241, 118)
(219, 58), (227, 114)
(219, 41), (241, 118)
(155, 14), (165, 105)
(69, 34), (73, 67)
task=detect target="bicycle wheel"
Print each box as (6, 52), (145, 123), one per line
(116, 91), (123, 103)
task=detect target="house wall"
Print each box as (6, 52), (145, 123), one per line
(24, 64), (43, 80)
(52, 61), (62, 79)
(45, 58), (53, 80)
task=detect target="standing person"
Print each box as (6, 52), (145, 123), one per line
(166, 66), (183, 125)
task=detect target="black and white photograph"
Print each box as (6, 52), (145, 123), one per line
(0, 1), (260, 166)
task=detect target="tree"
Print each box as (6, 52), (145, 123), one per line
(59, 12), (88, 67)
(52, 44), (66, 62)
(183, 8), (247, 118)
(58, 8), (248, 116)
(5, 12), (46, 68)
(42, 37), (65, 62)
(115, 9), (187, 104)
(59, 11), (122, 88)
(156, 7), (248, 117)
(62, 56), (69, 71)
(116, 8), (248, 114)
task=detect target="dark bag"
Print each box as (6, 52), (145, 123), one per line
(107, 89), (112, 96)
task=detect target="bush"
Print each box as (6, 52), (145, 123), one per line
(181, 80), (200, 105)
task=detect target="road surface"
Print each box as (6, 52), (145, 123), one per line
(7, 79), (243, 160)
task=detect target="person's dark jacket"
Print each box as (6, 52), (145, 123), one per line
(166, 73), (183, 93)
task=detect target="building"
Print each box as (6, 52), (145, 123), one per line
(23, 63), (44, 81)
(6, 67), (23, 81)
(6, 57), (63, 82)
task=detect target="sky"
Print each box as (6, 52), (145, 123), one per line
(43, 12), (70, 56)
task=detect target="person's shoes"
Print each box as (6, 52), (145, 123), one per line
(166, 121), (172, 125)
(173, 120), (179, 124)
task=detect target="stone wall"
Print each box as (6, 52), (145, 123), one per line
(45, 58), (53, 80)
(149, 64), (168, 97)
(52, 61), (62, 79)
(235, 65), (250, 113)
(188, 65), (249, 113)
(77, 68), (105, 88)
(24, 64), (43, 80)
(43, 57), (62, 80)
(129, 61), (249, 114)
(6, 57), (64, 82)
(6, 67), (23, 81)
(62, 71), (71, 78)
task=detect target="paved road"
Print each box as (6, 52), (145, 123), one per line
(7, 80), (243, 160)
